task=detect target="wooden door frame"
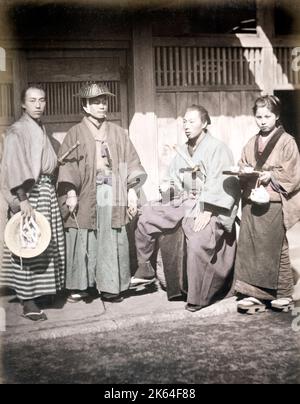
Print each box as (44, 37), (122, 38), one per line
(12, 48), (129, 129)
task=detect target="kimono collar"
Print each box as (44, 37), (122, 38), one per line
(186, 130), (208, 156)
(85, 116), (105, 130)
(258, 126), (278, 138)
(22, 112), (44, 129)
(254, 126), (285, 170)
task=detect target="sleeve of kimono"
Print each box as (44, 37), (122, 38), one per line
(1, 130), (35, 195)
(0, 132), (4, 174)
(239, 146), (249, 168)
(238, 140), (256, 192)
(15, 187), (28, 201)
(57, 130), (81, 195)
(272, 138), (300, 195)
(238, 136), (258, 169)
(126, 136), (147, 191)
(199, 143), (240, 211)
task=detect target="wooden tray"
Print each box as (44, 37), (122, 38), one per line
(223, 170), (260, 177)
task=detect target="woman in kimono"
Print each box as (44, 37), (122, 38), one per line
(235, 95), (300, 314)
(0, 86), (65, 321)
(57, 82), (147, 303)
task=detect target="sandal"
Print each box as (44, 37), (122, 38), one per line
(22, 310), (47, 322)
(130, 276), (156, 288)
(185, 304), (202, 312)
(237, 297), (267, 315)
(101, 295), (124, 303)
(67, 291), (89, 303)
(270, 298), (294, 312)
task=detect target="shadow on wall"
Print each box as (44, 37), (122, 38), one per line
(287, 222), (300, 300)
(154, 38), (300, 184)
(0, 132), (7, 268)
(0, 193), (7, 271)
(152, 24), (263, 182)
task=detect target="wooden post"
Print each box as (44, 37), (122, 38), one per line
(256, 0), (276, 94)
(129, 21), (159, 200)
(12, 50), (27, 120)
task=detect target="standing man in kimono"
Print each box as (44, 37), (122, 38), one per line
(0, 85), (65, 321)
(57, 82), (147, 303)
(132, 105), (240, 312)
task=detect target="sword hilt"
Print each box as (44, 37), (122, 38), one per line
(58, 141), (80, 165)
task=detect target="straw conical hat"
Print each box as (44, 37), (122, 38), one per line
(4, 211), (51, 258)
(75, 82), (115, 98)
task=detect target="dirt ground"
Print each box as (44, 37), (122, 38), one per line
(1, 310), (300, 384)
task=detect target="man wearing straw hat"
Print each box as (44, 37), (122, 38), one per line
(57, 82), (147, 303)
(0, 85), (65, 321)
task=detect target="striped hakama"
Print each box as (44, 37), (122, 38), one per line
(0, 175), (65, 301)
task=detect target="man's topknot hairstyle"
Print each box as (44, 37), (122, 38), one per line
(186, 104), (211, 126)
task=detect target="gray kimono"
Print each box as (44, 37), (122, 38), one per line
(57, 118), (147, 295)
(1, 113), (57, 212)
(0, 113), (65, 300)
(135, 132), (240, 308)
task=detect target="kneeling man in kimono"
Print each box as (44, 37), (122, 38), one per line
(58, 82), (147, 303)
(132, 105), (240, 311)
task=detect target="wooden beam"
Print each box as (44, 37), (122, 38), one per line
(157, 85), (260, 92)
(256, 0), (275, 39)
(153, 36), (262, 48)
(130, 22), (159, 200)
(153, 35), (300, 49)
(12, 50), (27, 120)
(256, 0), (276, 94)
(0, 39), (130, 50)
(131, 23), (155, 113)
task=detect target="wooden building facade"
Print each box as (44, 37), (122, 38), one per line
(0, 0), (300, 201)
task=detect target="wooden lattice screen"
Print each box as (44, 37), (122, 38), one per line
(274, 47), (300, 86)
(0, 83), (13, 118)
(154, 46), (262, 88)
(28, 81), (120, 117)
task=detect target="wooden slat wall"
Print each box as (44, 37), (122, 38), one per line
(156, 92), (178, 182)
(29, 81), (121, 118)
(154, 43), (300, 184)
(154, 46), (262, 88)
(156, 90), (261, 181)
(274, 47), (300, 87)
(0, 56), (14, 157)
(0, 83), (13, 119)
(0, 55), (14, 129)
(0, 56), (13, 265)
